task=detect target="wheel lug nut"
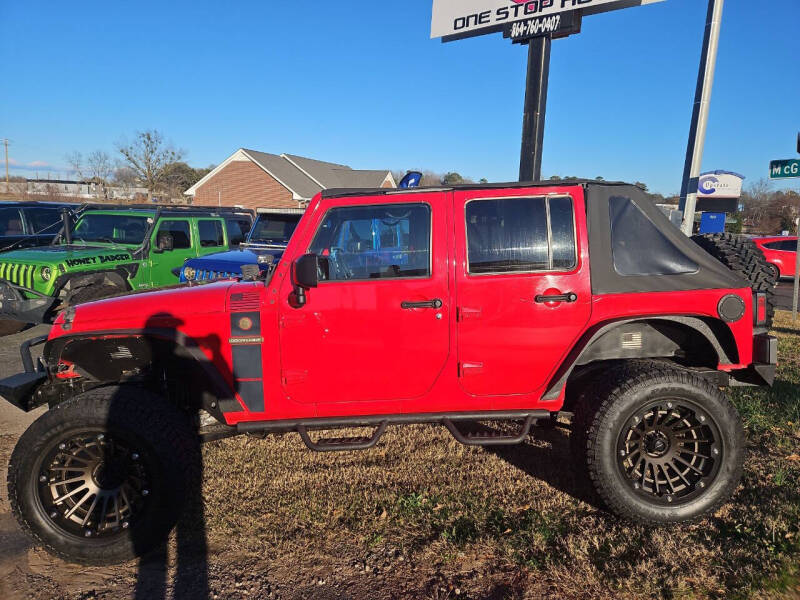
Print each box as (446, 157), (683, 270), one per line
(84, 530), (92, 537)
(634, 483), (641, 490)
(58, 443), (66, 450)
(50, 511), (58, 518)
(667, 496), (673, 503)
(699, 481), (705, 488)
(122, 521), (129, 529)
(131, 453), (139, 460)
(667, 402), (673, 409)
(699, 416), (706, 422)
(142, 489), (149, 496)
(97, 434), (105, 441)
(620, 450), (626, 457)
(39, 475), (47, 482)
(712, 448), (719, 455)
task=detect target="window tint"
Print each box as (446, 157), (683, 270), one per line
(198, 220), (225, 247)
(610, 196), (697, 276)
(763, 241), (783, 250)
(780, 240), (797, 251)
(250, 214), (301, 245)
(225, 218), (251, 245)
(309, 203), (430, 281)
(72, 214), (149, 244)
(466, 196), (575, 274)
(0, 208), (24, 236)
(157, 220), (191, 249)
(549, 197), (577, 269)
(25, 207), (63, 234)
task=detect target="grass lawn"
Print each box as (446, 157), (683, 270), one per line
(201, 311), (800, 599)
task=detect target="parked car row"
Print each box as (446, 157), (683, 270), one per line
(0, 201), (254, 334)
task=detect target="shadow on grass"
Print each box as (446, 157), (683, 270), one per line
(482, 422), (604, 511)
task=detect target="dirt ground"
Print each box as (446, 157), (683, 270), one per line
(0, 319), (798, 600)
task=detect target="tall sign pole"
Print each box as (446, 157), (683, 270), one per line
(519, 36), (551, 182)
(679, 0), (725, 236)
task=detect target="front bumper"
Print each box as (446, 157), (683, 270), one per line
(0, 334), (49, 411)
(0, 280), (57, 324)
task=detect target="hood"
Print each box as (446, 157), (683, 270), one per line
(0, 245), (133, 267)
(184, 247), (284, 272)
(52, 280), (235, 335)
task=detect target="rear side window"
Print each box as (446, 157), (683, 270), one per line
(198, 220), (225, 247)
(226, 218), (251, 245)
(610, 196), (697, 276)
(157, 220), (191, 249)
(309, 203), (431, 281)
(0, 208), (24, 236)
(780, 240), (797, 251)
(465, 196), (576, 274)
(25, 207), (63, 234)
(763, 241), (783, 250)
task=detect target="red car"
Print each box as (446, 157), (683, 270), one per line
(753, 236), (798, 279)
(0, 182), (777, 565)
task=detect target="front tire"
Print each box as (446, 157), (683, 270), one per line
(575, 362), (744, 524)
(7, 386), (199, 565)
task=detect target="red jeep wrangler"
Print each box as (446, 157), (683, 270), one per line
(1, 182), (777, 565)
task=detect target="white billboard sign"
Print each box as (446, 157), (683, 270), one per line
(431, 0), (665, 39)
(698, 171), (745, 200)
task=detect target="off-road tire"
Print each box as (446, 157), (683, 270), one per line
(691, 233), (776, 326)
(8, 386), (199, 565)
(573, 361), (744, 524)
(0, 318), (28, 336)
(68, 283), (124, 307)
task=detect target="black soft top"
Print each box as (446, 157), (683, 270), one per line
(321, 181), (747, 295)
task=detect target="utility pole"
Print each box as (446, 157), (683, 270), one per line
(679, 0), (725, 236)
(3, 139), (8, 184)
(519, 36), (552, 182)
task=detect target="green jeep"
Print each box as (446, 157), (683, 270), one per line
(0, 205), (253, 334)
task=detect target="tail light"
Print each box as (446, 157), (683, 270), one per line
(754, 293), (767, 326)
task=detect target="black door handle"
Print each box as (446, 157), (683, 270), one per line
(401, 298), (443, 309)
(535, 293), (577, 304)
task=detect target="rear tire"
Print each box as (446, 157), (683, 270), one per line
(574, 361), (744, 524)
(8, 386), (199, 565)
(691, 233), (776, 326)
(0, 318), (28, 336)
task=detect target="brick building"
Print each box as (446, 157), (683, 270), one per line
(185, 149), (395, 210)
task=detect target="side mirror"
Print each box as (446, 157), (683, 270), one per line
(290, 253), (326, 307)
(156, 232), (174, 252)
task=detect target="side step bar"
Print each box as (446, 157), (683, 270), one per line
(233, 410), (550, 451)
(297, 421), (388, 452)
(443, 415), (536, 446)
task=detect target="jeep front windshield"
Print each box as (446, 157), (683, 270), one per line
(247, 214), (301, 246)
(71, 214), (150, 245)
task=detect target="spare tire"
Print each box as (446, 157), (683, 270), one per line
(691, 233), (776, 327)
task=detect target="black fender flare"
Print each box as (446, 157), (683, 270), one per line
(43, 328), (239, 422)
(542, 316), (737, 401)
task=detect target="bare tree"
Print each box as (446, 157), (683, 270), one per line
(86, 150), (113, 182)
(66, 151), (85, 181)
(117, 130), (184, 201)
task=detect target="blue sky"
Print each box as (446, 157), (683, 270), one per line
(1, 0), (798, 195)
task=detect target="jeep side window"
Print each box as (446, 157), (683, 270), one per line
(225, 218), (250, 245)
(309, 203), (431, 281)
(467, 196), (576, 274)
(0, 208), (24, 236)
(198, 219), (225, 247)
(25, 207), (63, 234)
(157, 220), (191, 249)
